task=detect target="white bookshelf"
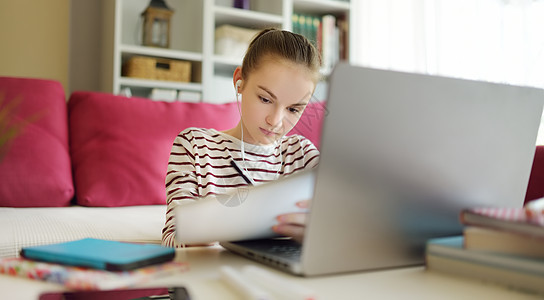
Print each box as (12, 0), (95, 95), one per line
(101, 0), (352, 103)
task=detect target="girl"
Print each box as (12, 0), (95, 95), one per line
(162, 28), (322, 247)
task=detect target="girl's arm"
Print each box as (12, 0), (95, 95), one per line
(161, 132), (199, 248)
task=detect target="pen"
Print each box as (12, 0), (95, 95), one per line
(231, 160), (254, 185)
(525, 197), (544, 220)
(219, 265), (271, 300)
(242, 265), (318, 300)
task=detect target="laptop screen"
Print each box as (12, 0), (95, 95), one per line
(300, 63), (544, 275)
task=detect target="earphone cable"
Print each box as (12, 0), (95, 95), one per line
(236, 89), (282, 184)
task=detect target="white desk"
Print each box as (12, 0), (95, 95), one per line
(1, 246), (541, 300)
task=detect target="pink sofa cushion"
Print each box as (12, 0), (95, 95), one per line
(0, 77), (74, 207)
(68, 92), (241, 207)
(68, 92), (325, 207)
(291, 100), (326, 148)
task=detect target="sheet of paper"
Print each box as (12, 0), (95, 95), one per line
(175, 170), (316, 245)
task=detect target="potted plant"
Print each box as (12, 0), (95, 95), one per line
(0, 94), (22, 159)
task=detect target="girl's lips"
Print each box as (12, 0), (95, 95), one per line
(260, 127), (278, 136)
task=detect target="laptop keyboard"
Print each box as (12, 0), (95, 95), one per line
(231, 238), (302, 260)
(267, 244), (302, 259)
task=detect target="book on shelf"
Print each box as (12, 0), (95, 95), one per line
(292, 13), (347, 74)
(337, 15), (349, 61)
(425, 236), (544, 294)
(321, 14), (338, 74)
(150, 88), (178, 102)
(464, 226), (544, 258)
(460, 207), (544, 237)
(292, 14), (320, 49)
(177, 90), (201, 103)
(0, 257), (188, 291)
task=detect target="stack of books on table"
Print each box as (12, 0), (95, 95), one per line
(0, 238), (188, 290)
(425, 206), (544, 295)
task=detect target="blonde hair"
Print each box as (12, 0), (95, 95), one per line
(241, 28), (322, 83)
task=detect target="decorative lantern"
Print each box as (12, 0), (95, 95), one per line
(141, 0), (174, 48)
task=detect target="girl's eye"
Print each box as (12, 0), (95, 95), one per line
(259, 96), (271, 103)
(288, 107), (300, 114)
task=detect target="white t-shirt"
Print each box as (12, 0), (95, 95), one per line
(161, 127), (320, 247)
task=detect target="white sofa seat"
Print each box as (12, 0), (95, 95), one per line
(0, 205), (166, 258)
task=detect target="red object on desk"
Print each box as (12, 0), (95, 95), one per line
(525, 145), (544, 205)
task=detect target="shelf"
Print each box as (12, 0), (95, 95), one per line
(119, 77), (203, 92)
(120, 45), (203, 62)
(213, 55), (241, 67)
(213, 55), (241, 77)
(293, 0), (350, 14)
(214, 6), (283, 28)
(105, 0), (352, 103)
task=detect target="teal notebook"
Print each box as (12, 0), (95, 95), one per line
(20, 238), (175, 271)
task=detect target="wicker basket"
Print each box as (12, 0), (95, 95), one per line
(123, 56), (191, 82)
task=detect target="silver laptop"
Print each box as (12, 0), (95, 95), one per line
(220, 63), (544, 276)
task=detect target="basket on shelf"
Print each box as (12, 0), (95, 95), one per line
(123, 56), (191, 82)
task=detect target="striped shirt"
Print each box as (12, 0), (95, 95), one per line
(161, 127), (320, 247)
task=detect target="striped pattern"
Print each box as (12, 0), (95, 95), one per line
(161, 127), (320, 247)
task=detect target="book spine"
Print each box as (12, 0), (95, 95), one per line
(460, 208), (544, 238)
(337, 15), (349, 60)
(464, 226), (544, 258)
(314, 16), (322, 54)
(427, 254), (544, 294)
(321, 14), (337, 73)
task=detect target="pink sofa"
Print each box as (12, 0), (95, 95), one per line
(1, 76), (540, 258)
(0, 77), (326, 258)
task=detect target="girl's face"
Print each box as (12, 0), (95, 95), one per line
(237, 58), (315, 145)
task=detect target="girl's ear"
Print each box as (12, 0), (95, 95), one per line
(233, 66), (243, 92)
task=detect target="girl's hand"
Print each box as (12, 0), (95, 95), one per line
(272, 200), (310, 243)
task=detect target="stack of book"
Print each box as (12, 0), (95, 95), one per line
(0, 238), (188, 290)
(425, 206), (544, 294)
(291, 13), (349, 74)
(0, 257), (187, 290)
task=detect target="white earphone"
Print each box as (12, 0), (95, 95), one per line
(233, 78), (282, 183)
(235, 79), (242, 95)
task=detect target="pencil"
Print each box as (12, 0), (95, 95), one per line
(230, 160), (253, 185)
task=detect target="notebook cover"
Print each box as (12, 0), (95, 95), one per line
(20, 238), (175, 271)
(0, 257), (187, 290)
(460, 207), (544, 237)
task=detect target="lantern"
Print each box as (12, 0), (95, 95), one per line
(141, 0), (174, 48)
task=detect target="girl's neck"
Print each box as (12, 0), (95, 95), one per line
(222, 124), (242, 141)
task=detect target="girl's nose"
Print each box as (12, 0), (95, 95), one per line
(266, 109), (283, 128)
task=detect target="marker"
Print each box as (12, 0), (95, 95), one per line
(525, 197), (544, 220)
(219, 266), (271, 300)
(526, 197), (544, 211)
(242, 265), (317, 300)
(231, 160), (254, 185)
